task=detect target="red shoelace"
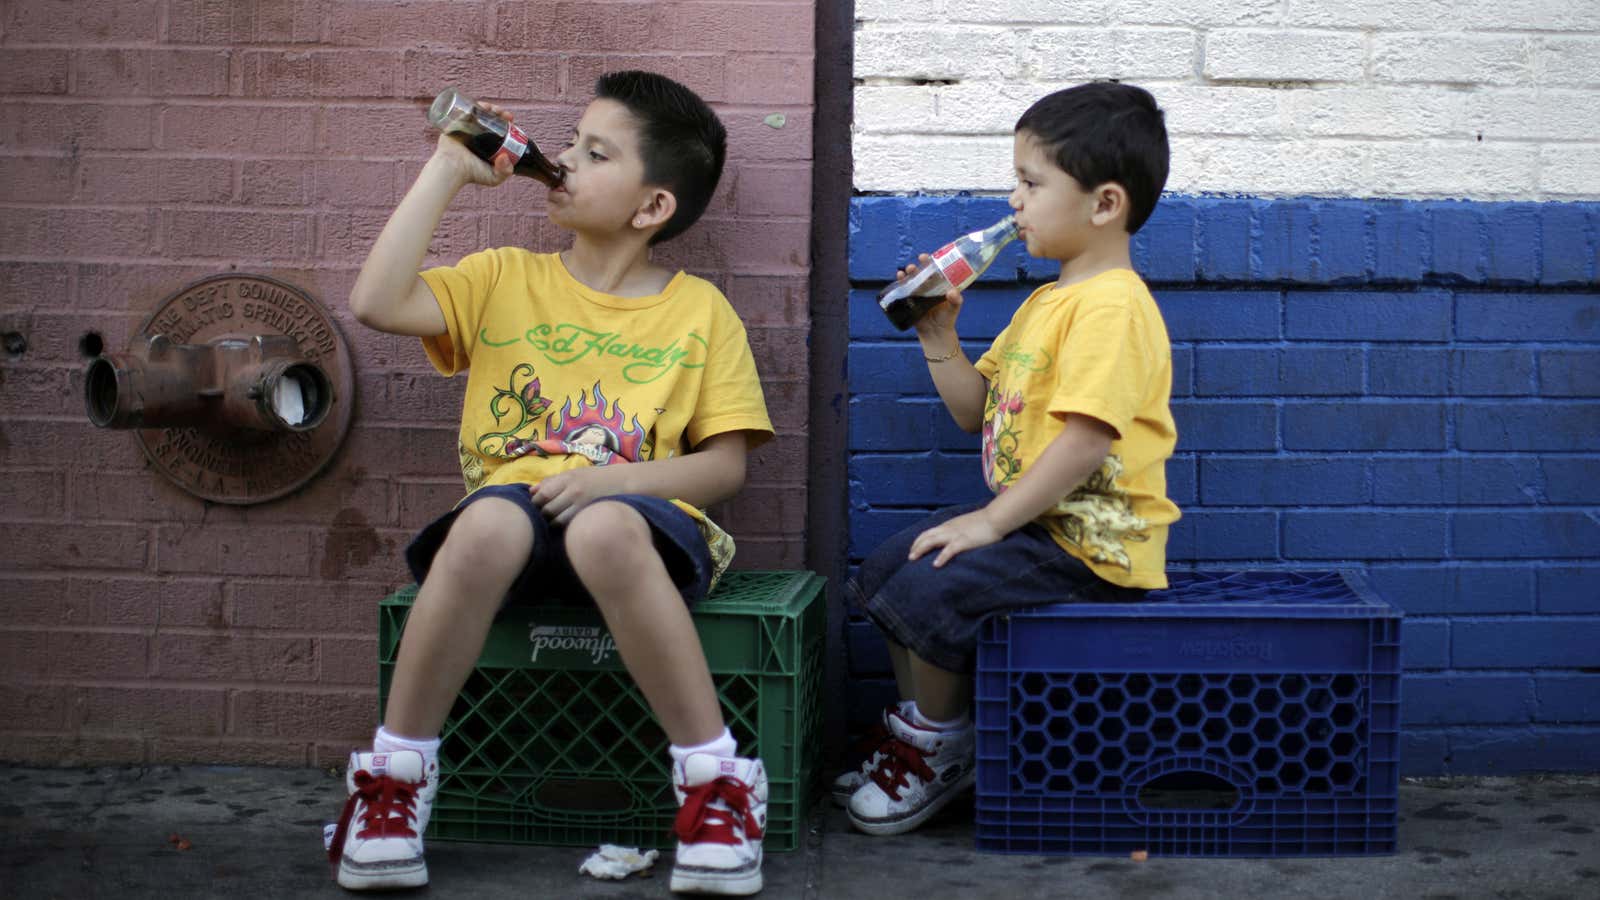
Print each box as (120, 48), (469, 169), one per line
(867, 738), (935, 801)
(675, 776), (764, 846)
(852, 717), (893, 760)
(840, 705), (901, 780)
(325, 771), (421, 864)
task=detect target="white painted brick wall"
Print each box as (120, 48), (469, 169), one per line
(1371, 34), (1534, 86)
(1024, 28), (1197, 82)
(1540, 37), (1600, 85)
(854, 0), (1600, 199)
(1206, 30), (1366, 83)
(1540, 146), (1600, 196)
(1284, 0), (1457, 31)
(855, 26), (1024, 81)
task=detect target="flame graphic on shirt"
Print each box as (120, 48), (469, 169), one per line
(531, 381), (647, 465)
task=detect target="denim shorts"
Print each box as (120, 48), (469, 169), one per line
(845, 502), (1146, 674)
(403, 484), (714, 612)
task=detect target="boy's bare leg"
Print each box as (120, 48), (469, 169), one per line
(907, 650), (972, 723)
(885, 639), (913, 703)
(563, 501), (724, 746)
(384, 498), (534, 737)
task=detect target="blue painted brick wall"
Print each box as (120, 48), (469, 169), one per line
(846, 194), (1600, 775)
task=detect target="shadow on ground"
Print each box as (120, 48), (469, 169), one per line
(3, 766), (1596, 898)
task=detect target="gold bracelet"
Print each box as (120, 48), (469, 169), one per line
(924, 345), (959, 363)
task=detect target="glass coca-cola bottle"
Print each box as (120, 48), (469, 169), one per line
(878, 214), (1019, 330)
(427, 87), (564, 187)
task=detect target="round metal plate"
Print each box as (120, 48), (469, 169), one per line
(131, 273), (354, 505)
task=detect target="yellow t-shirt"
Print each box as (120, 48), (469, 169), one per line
(418, 248), (774, 583)
(975, 269), (1180, 589)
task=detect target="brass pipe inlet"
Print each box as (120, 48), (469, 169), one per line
(85, 333), (333, 433)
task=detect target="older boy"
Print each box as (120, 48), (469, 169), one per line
(327, 72), (773, 895)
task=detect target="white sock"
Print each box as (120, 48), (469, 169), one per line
(374, 725), (441, 771)
(910, 704), (971, 732)
(669, 727), (738, 765)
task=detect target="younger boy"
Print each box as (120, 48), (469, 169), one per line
(325, 72), (774, 895)
(837, 82), (1181, 835)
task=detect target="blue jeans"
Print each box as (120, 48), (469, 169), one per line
(404, 484), (714, 612)
(845, 503), (1145, 674)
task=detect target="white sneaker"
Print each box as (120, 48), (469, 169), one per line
(846, 711), (974, 836)
(325, 750), (438, 890)
(670, 753), (768, 896)
(830, 702), (901, 807)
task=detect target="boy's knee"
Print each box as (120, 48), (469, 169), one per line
(431, 498), (535, 587)
(564, 501), (653, 574)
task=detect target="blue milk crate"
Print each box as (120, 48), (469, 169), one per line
(974, 570), (1402, 857)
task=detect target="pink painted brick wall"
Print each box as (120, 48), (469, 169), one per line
(0, 0), (815, 767)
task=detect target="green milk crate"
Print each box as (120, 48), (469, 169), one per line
(378, 570), (825, 851)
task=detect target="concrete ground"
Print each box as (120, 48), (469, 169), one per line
(2, 765), (1596, 899)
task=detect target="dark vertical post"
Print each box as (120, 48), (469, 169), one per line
(809, 0), (855, 765)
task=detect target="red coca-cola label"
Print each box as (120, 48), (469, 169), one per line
(931, 242), (974, 286)
(492, 124), (529, 167)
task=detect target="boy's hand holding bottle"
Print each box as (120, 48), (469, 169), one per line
(426, 99), (517, 189)
(348, 88), (540, 337)
(896, 254), (966, 349)
(426, 88), (564, 190)
(877, 214), (1017, 331)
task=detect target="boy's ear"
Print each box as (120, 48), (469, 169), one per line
(632, 188), (677, 232)
(1089, 182), (1128, 228)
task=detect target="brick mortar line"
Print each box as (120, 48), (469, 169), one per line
(0, 677), (379, 693)
(855, 22), (1600, 37)
(0, 95), (818, 110)
(856, 129), (1600, 144)
(0, 631), (380, 643)
(0, 729), (312, 739)
(0, 202), (818, 224)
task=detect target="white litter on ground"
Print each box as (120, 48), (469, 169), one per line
(578, 844), (660, 879)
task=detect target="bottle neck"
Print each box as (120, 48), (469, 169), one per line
(985, 215), (1019, 244)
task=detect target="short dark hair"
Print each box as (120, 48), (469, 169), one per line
(595, 70), (727, 245)
(1015, 82), (1169, 234)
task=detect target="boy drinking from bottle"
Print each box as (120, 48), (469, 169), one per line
(837, 82), (1181, 835)
(326, 71), (773, 895)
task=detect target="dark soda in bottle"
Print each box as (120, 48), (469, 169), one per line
(877, 214), (1019, 330)
(427, 87), (564, 187)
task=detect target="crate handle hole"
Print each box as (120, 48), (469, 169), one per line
(532, 777), (636, 813)
(1136, 771), (1241, 812)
